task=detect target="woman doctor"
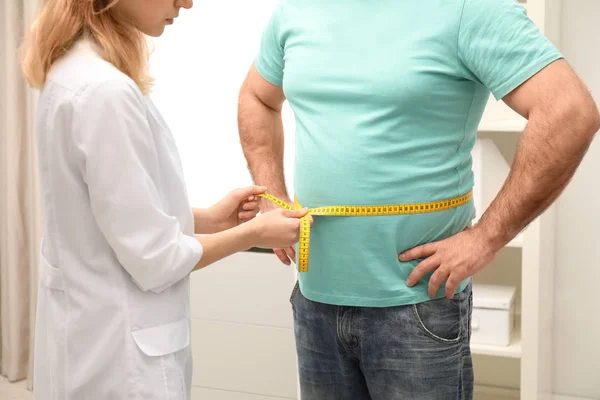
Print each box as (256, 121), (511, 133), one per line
(20, 0), (306, 399)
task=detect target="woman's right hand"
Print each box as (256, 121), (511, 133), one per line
(247, 207), (309, 250)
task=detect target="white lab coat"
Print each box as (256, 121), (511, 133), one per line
(33, 38), (203, 400)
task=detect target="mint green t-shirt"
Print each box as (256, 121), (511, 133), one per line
(254, 0), (562, 307)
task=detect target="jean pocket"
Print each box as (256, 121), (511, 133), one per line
(467, 290), (473, 341)
(289, 281), (299, 305)
(412, 295), (462, 344)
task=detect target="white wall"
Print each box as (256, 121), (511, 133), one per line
(148, 0), (296, 209)
(553, 0), (600, 398)
(188, 252), (298, 399)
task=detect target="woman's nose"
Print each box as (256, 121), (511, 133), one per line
(175, 0), (193, 9)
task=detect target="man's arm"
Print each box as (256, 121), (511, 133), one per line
(402, 59), (600, 298)
(238, 65), (288, 199)
(476, 59), (600, 247)
(238, 64), (296, 265)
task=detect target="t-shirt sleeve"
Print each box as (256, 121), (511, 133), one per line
(458, 0), (563, 100)
(254, 3), (285, 86)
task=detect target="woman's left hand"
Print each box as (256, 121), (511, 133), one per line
(208, 185), (266, 232)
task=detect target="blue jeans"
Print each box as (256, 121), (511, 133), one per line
(290, 281), (474, 400)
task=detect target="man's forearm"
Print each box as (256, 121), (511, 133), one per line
(476, 106), (599, 249)
(238, 88), (289, 201)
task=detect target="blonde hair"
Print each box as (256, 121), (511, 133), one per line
(20, 0), (153, 94)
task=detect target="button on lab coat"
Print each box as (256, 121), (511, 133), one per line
(33, 38), (203, 400)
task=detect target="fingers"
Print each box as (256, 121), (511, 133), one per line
(234, 185), (267, 201)
(405, 256), (457, 299)
(283, 207), (309, 218)
(242, 199), (260, 211)
(444, 277), (461, 299)
(284, 246), (296, 264)
(399, 242), (438, 262)
(274, 248), (291, 266)
(427, 267), (450, 298)
(251, 185), (268, 195)
(238, 210), (258, 221)
(406, 256), (440, 288)
(239, 199), (260, 221)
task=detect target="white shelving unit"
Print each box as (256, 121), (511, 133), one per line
(472, 1), (561, 399)
(471, 320), (523, 359)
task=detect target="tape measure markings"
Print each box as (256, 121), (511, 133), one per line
(258, 191), (473, 272)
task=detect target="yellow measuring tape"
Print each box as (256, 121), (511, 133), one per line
(258, 191), (473, 272)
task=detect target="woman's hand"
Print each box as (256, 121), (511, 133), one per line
(258, 194), (314, 265)
(206, 186), (267, 233)
(246, 207), (309, 249)
(191, 206), (309, 272)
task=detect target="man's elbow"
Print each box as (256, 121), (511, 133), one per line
(589, 104), (600, 136)
(547, 93), (600, 148)
(572, 94), (600, 139)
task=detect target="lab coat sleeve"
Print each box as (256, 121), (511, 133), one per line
(72, 78), (203, 294)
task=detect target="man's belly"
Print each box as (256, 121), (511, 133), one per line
(295, 203), (475, 306)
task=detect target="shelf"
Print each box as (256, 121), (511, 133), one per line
(519, 0), (528, 12)
(478, 92), (527, 133)
(506, 233), (524, 248)
(478, 118), (527, 133)
(471, 322), (522, 359)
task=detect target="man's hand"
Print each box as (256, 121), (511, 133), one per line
(207, 186), (266, 233)
(400, 226), (501, 299)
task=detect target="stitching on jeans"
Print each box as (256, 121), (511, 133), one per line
(336, 308), (352, 355)
(349, 307), (359, 349)
(468, 291), (473, 341)
(458, 291), (465, 399)
(336, 308), (344, 354)
(411, 301), (462, 344)
(289, 281), (299, 305)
